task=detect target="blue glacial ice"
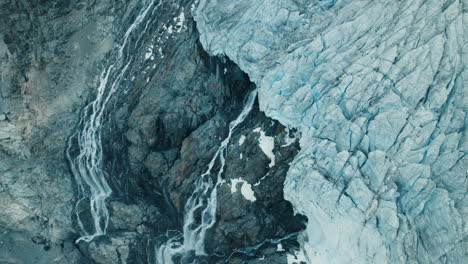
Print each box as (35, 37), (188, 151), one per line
(194, 0), (467, 263)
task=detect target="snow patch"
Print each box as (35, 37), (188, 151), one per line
(287, 249), (307, 264)
(174, 9), (185, 33)
(241, 182), (256, 202)
(238, 135), (246, 145)
(230, 178), (256, 202)
(282, 127), (297, 147)
(277, 243), (285, 252)
(253, 128), (275, 168)
(144, 44), (153, 60)
(167, 25), (173, 34)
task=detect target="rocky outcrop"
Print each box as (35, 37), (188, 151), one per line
(194, 0), (467, 263)
(4, 0), (463, 263)
(1, 0), (306, 263)
(114, 2), (306, 261)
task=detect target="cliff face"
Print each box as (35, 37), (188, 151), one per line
(1, 0), (305, 263)
(0, 0), (123, 262)
(1, 0), (466, 264)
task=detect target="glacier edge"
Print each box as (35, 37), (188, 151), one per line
(194, 0), (467, 263)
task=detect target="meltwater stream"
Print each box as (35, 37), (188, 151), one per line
(156, 89), (258, 263)
(66, 0), (161, 243)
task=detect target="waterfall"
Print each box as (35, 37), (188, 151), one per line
(155, 234), (185, 264)
(66, 0), (161, 243)
(156, 89), (258, 263)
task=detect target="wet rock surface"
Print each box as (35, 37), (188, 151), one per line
(4, 0), (462, 263)
(1, 0), (305, 263)
(0, 0), (126, 262)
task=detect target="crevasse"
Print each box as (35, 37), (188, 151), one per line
(194, 0), (467, 263)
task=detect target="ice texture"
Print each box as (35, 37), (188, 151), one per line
(195, 0), (467, 263)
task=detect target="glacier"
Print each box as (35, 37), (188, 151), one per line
(194, 0), (467, 263)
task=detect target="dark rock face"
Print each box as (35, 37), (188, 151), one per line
(206, 110), (305, 253)
(0, 0), (305, 263)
